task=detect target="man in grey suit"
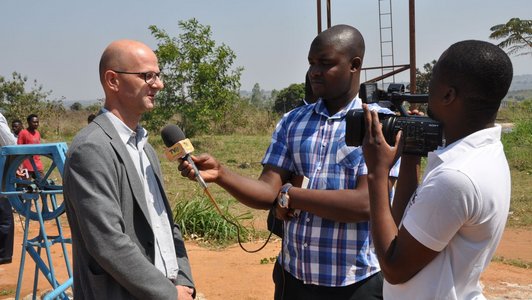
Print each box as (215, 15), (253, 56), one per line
(64, 39), (195, 300)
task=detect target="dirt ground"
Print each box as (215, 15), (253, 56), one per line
(0, 218), (531, 300)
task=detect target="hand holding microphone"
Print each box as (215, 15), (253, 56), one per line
(161, 124), (208, 189)
(161, 124), (278, 253)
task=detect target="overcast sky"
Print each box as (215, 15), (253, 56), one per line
(1, 0), (530, 102)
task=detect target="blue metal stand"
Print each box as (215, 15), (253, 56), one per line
(0, 143), (72, 300)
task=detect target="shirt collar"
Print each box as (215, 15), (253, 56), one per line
(102, 108), (148, 147)
(312, 96), (362, 119)
(431, 125), (502, 163)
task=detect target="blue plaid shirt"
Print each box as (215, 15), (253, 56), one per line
(262, 97), (399, 287)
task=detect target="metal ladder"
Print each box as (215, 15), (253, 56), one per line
(378, 0), (396, 90)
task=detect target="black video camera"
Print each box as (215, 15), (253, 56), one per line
(345, 83), (443, 156)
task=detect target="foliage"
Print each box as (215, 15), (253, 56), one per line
(147, 19), (243, 136)
(490, 18), (532, 56)
(220, 97), (278, 135)
(41, 99), (67, 137)
(70, 101), (83, 111)
(0, 72), (68, 138)
(250, 83), (264, 107)
(172, 193), (254, 245)
(273, 82), (305, 114)
(84, 100), (103, 113)
(0, 72), (51, 121)
(414, 60), (437, 94)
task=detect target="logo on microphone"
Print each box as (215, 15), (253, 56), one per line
(165, 138), (195, 161)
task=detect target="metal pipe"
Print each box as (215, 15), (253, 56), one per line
(409, 0), (417, 93)
(327, 0), (331, 28)
(317, 0), (322, 33)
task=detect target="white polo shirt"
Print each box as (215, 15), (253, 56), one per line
(385, 125), (511, 300)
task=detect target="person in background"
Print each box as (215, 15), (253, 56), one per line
(64, 39), (195, 300)
(0, 113), (18, 265)
(180, 24), (398, 300)
(17, 114), (43, 178)
(362, 40), (513, 299)
(11, 119), (23, 138)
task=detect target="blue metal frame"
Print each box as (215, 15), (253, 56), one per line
(0, 143), (72, 300)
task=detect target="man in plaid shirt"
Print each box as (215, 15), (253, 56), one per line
(179, 24), (398, 299)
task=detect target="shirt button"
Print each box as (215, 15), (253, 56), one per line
(306, 218), (310, 223)
(303, 243), (308, 247)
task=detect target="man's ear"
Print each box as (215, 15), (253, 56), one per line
(442, 86), (457, 106)
(105, 70), (119, 92)
(351, 57), (362, 72)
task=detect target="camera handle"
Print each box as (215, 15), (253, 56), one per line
(389, 93), (429, 116)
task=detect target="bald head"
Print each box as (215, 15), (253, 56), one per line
(99, 39), (156, 85)
(312, 24), (365, 62)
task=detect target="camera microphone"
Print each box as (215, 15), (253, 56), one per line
(161, 124), (207, 189)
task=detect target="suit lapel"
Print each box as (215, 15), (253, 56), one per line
(95, 115), (153, 227)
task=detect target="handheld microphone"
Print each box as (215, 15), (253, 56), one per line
(161, 124), (207, 189)
(161, 125), (275, 254)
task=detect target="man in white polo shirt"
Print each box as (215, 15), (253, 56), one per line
(361, 40), (513, 299)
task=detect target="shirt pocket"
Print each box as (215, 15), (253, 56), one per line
(335, 135), (363, 170)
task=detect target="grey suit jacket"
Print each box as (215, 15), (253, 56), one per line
(64, 113), (194, 300)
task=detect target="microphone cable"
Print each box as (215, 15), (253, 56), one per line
(200, 186), (277, 253)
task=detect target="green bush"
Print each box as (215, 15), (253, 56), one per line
(172, 193), (254, 245)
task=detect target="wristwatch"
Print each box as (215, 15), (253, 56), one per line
(277, 183), (293, 209)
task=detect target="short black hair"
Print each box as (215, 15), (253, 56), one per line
(436, 40), (513, 123)
(313, 24), (365, 62)
(27, 114), (38, 123)
(12, 119), (22, 125)
(87, 113), (96, 123)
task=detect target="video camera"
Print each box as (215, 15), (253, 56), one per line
(345, 83), (443, 156)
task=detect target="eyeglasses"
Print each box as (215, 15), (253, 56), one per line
(112, 70), (163, 85)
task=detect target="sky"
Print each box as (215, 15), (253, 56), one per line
(1, 0), (531, 102)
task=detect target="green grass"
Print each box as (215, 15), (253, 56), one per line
(491, 255), (531, 269)
(498, 101), (532, 227)
(0, 288), (15, 296)
(172, 192), (254, 246)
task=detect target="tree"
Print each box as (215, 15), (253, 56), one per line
(490, 18), (532, 56)
(414, 60), (437, 94)
(0, 72), (51, 121)
(147, 19), (243, 136)
(273, 83), (305, 114)
(70, 101), (83, 111)
(250, 83), (263, 107)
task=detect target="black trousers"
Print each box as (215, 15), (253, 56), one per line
(0, 197), (14, 264)
(273, 261), (383, 300)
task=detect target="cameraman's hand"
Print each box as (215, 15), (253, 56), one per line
(361, 104), (403, 174)
(407, 108), (425, 116)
